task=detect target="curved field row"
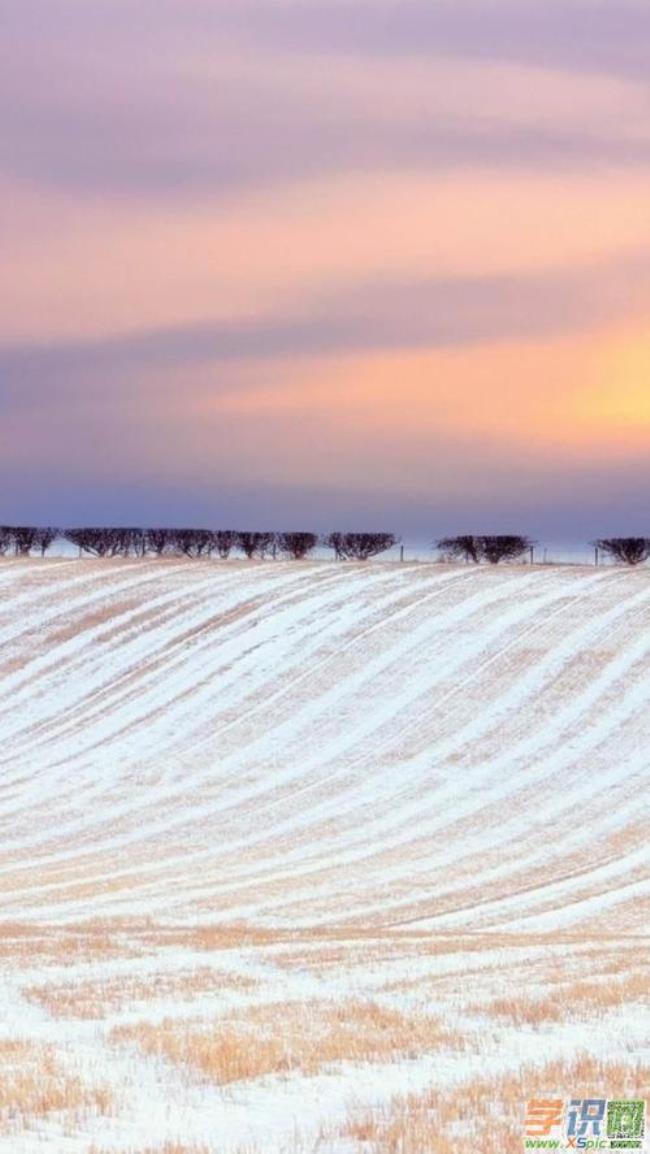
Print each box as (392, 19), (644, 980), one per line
(0, 559), (647, 1153)
(0, 558), (647, 931)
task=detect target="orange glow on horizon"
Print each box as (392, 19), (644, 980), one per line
(210, 326), (650, 461)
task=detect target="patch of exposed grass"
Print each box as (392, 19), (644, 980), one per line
(0, 1038), (113, 1133)
(111, 999), (463, 1085)
(89, 1146), (213, 1154)
(476, 969), (649, 1026)
(26, 967), (257, 1020)
(340, 1055), (650, 1154)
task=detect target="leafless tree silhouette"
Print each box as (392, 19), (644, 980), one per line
(12, 527), (40, 555)
(480, 535), (532, 564)
(169, 529), (214, 557)
(236, 531), (276, 559)
(324, 532), (397, 560)
(594, 538), (650, 566)
(114, 528), (145, 556)
(144, 529), (174, 555)
(0, 526), (57, 556)
(33, 527), (58, 557)
(64, 528), (143, 557)
(276, 532), (319, 559)
(212, 530), (238, 559)
(64, 529), (108, 557)
(437, 535), (532, 563)
(437, 535), (481, 563)
(324, 532), (345, 560)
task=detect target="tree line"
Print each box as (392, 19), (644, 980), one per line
(437, 535), (650, 565)
(0, 527), (398, 560)
(0, 527), (649, 565)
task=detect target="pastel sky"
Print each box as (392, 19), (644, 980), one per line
(2, 0), (649, 540)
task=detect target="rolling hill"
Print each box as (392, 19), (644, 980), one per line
(0, 558), (647, 1152)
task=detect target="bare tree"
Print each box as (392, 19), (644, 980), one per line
(479, 535), (532, 564)
(212, 530), (238, 559)
(257, 532), (277, 558)
(437, 535), (532, 564)
(12, 526), (39, 555)
(236, 531), (276, 559)
(169, 529), (214, 557)
(276, 532), (318, 560)
(63, 528), (143, 557)
(437, 535), (481, 563)
(324, 532), (397, 560)
(324, 532), (345, 560)
(594, 538), (650, 566)
(64, 528), (113, 557)
(33, 527), (58, 557)
(111, 528), (145, 557)
(4, 525), (57, 556)
(144, 528), (175, 556)
(163, 529), (241, 558)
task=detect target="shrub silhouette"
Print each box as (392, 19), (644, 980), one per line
(33, 528), (59, 557)
(594, 538), (650, 566)
(437, 535), (532, 564)
(481, 536), (532, 564)
(144, 529), (175, 555)
(236, 531), (276, 559)
(0, 526), (58, 556)
(437, 535), (481, 563)
(169, 529), (214, 557)
(324, 532), (398, 560)
(64, 528), (143, 557)
(276, 532), (318, 559)
(212, 531), (238, 559)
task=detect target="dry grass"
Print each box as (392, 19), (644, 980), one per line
(111, 1000), (464, 1085)
(476, 969), (649, 1026)
(47, 599), (143, 646)
(89, 1146), (213, 1154)
(88, 1145), (313, 1154)
(139, 922), (292, 951)
(0, 1038), (113, 1133)
(3, 919), (623, 963)
(0, 920), (149, 965)
(26, 967), (257, 1020)
(341, 1054), (650, 1154)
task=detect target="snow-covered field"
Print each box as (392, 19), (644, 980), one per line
(0, 558), (647, 1152)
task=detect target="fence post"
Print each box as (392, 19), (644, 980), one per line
(595, 545), (599, 567)
(400, 544), (404, 563)
(529, 545), (534, 565)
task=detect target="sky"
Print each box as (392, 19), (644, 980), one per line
(2, 0), (649, 541)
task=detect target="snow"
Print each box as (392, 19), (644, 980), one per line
(0, 558), (647, 1152)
